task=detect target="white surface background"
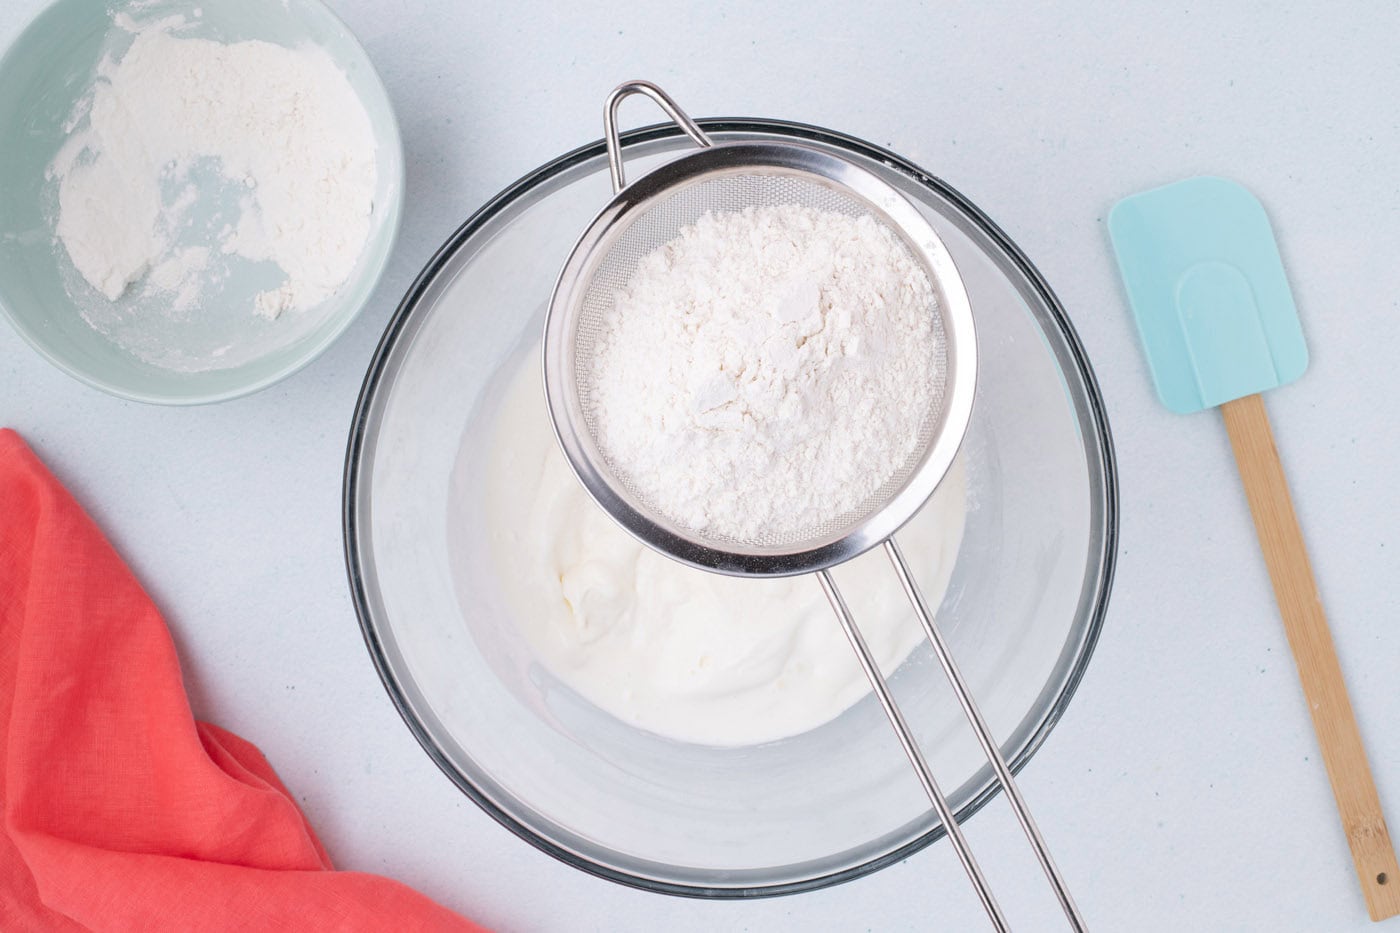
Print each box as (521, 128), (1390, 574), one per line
(3, 1), (1399, 930)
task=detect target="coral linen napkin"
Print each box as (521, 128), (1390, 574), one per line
(0, 429), (486, 932)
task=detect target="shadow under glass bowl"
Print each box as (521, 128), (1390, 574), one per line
(343, 121), (1117, 898)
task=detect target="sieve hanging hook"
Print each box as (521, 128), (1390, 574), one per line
(603, 80), (712, 193)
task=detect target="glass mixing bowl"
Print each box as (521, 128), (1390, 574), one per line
(343, 121), (1117, 897)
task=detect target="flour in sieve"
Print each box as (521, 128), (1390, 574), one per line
(589, 204), (940, 543)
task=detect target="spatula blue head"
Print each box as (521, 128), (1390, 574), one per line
(1108, 176), (1308, 414)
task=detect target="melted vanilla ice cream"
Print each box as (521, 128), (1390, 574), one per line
(484, 352), (966, 746)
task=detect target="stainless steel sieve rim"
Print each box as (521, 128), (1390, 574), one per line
(542, 141), (978, 578)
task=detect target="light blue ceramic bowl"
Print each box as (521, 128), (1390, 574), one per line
(0, 0), (404, 404)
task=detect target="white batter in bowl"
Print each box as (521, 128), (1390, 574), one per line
(484, 349), (966, 746)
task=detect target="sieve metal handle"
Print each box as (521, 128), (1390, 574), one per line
(818, 569), (1009, 932)
(820, 542), (1089, 932)
(885, 538), (1088, 932)
(603, 80), (713, 194)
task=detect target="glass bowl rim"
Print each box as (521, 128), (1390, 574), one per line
(342, 117), (1119, 899)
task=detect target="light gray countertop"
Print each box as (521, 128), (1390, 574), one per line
(3, 2), (1398, 929)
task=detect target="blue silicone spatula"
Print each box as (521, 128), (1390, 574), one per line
(1110, 176), (1400, 922)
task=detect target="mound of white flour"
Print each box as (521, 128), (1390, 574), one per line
(48, 14), (377, 321)
(589, 204), (940, 543)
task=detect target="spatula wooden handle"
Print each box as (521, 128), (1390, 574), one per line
(1221, 392), (1400, 921)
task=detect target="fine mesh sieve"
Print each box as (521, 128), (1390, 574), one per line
(542, 82), (1086, 932)
(546, 99), (975, 575)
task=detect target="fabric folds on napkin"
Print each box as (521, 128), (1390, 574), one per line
(0, 429), (486, 932)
